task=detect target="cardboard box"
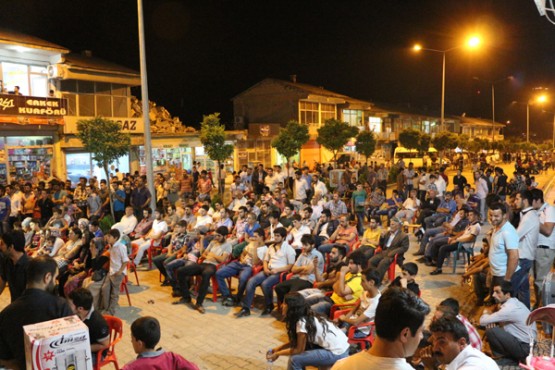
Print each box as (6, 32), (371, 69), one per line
(24, 315), (92, 370)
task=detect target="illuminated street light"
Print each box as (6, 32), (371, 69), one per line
(514, 93), (549, 143)
(412, 35), (483, 134)
(472, 75), (513, 141)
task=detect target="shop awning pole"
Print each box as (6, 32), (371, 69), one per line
(137, 0), (156, 211)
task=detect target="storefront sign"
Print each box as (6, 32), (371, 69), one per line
(63, 117), (145, 134)
(0, 94), (67, 116)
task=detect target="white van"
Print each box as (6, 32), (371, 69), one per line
(393, 147), (438, 168)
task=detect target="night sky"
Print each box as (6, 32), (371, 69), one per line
(2, 0), (555, 140)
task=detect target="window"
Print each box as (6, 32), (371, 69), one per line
(63, 93), (77, 116)
(68, 82), (130, 117)
(343, 109), (363, 126)
(368, 116), (382, 133)
(96, 95), (112, 117)
(321, 103), (336, 124)
(299, 101), (319, 125)
(1, 62), (48, 96)
(78, 95), (95, 117)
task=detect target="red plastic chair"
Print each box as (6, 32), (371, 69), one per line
(388, 254), (398, 282)
(347, 321), (376, 350)
(119, 275), (132, 306)
(147, 234), (166, 270)
(95, 315), (123, 370)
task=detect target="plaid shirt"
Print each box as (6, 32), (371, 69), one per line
(458, 314), (482, 350)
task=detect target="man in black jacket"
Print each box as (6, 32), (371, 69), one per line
(312, 209), (339, 247)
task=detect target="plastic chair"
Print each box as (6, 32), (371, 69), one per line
(347, 321), (376, 350)
(147, 234), (166, 270)
(95, 315), (123, 370)
(119, 275), (132, 306)
(387, 253), (399, 282)
(520, 304), (555, 369)
(448, 240), (475, 274)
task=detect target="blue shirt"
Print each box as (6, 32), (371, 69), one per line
(244, 222), (261, 237)
(113, 189), (126, 212)
(0, 196), (10, 220)
(489, 220), (520, 277)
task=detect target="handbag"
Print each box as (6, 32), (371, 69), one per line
(91, 269), (107, 282)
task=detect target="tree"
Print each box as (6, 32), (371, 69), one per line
(398, 129), (421, 150)
(271, 120), (310, 163)
(317, 119), (358, 164)
(76, 117), (131, 219)
(418, 133), (431, 153)
(199, 113), (234, 196)
(355, 131), (377, 164)
(432, 132), (458, 152)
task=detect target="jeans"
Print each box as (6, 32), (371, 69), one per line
(153, 253), (176, 280)
(288, 348), (349, 370)
(424, 213), (449, 229)
(425, 235), (449, 258)
(176, 263), (217, 306)
(417, 226), (443, 254)
(355, 211), (365, 235)
(215, 261), (253, 300)
(511, 258), (533, 309)
(242, 271), (281, 309)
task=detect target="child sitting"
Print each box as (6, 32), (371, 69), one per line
(122, 316), (199, 370)
(389, 262), (420, 296)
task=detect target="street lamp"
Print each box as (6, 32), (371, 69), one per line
(472, 76), (513, 141)
(413, 35), (482, 134)
(513, 94), (548, 143)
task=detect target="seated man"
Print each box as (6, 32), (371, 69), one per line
(190, 205), (213, 235)
(414, 206), (468, 256)
(236, 227), (295, 317)
(332, 287), (431, 369)
(314, 245), (347, 291)
(111, 206), (138, 236)
(312, 209), (339, 247)
(336, 267), (381, 335)
(172, 226), (231, 314)
(421, 191), (457, 231)
(317, 215), (358, 254)
(358, 216), (383, 259)
(132, 208), (168, 266)
(430, 208), (481, 275)
(374, 189), (404, 222)
(394, 189), (420, 224)
(274, 234), (324, 306)
(389, 262), (420, 296)
(230, 212), (260, 257)
(414, 189), (440, 227)
(122, 316), (199, 370)
(129, 208), (153, 240)
(216, 228), (267, 307)
(308, 250), (366, 316)
(67, 288), (109, 364)
(286, 215), (311, 255)
(153, 220), (189, 285)
(479, 281), (535, 366)
(423, 207), (471, 266)
(424, 316), (497, 369)
(368, 217), (409, 282)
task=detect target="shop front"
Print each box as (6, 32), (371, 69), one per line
(0, 94), (67, 184)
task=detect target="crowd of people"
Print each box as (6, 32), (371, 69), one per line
(0, 152), (553, 369)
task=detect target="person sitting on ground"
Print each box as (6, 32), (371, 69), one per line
(267, 292), (350, 370)
(479, 281), (535, 367)
(332, 287), (431, 369)
(420, 316), (498, 370)
(433, 298), (482, 350)
(67, 288), (110, 365)
(336, 267), (381, 337)
(462, 237), (490, 306)
(389, 262), (420, 296)
(216, 228), (267, 307)
(122, 316), (199, 370)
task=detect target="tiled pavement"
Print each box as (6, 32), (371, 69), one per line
(1, 165), (555, 369)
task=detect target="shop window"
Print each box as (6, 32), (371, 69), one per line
(2, 62), (29, 95)
(96, 95), (112, 117)
(78, 95), (95, 117)
(368, 117), (382, 133)
(343, 109), (363, 126)
(63, 93), (77, 116)
(112, 84), (128, 96)
(112, 96), (128, 117)
(95, 82), (111, 95)
(320, 103), (336, 123)
(30, 74), (47, 96)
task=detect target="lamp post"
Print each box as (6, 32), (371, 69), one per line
(472, 76), (513, 142)
(413, 36), (481, 134)
(513, 94), (548, 143)
(137, 0), (156, 211)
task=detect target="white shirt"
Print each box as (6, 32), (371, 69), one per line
(538, 202), (555, 249)
(9, 191), (23, 216)
(195, 214), (213, 228)
(109, 239), (129, 276)
(288, 225), (311, 249)
(475, 177), (488, 200)
(402, 197), (420, 211)
(294, 178), (309, 200)
(264, 241), (296, 270)
(228, 196), (247, 212)
(480, 297), (535, 344)
(332, 352), (414, 370)
(240, 243), (268, 266)
(112, 214), (138, 235)
(313, 181), (328, 197)
(445, 344), (499, 370)
(361, 292), (381, 321)
(436, 176), (446, 196)
(517, 207), (539, 260)
(297, 317), (349, 355)
(489, 221), (520, 277)
(151, 219), (168, 235)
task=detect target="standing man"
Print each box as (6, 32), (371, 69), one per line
(0, 186), (10, 234)
(0, 231), (28, 302)
(293, 170), (310, 208)
(512, 190), (539, 309)
(101, 229), (129, 315)
(0, 256), (73, 370)
(488, 202), (520, 299)
(403, 163), (415, 193)
(531, 188), (555, 309)
(131, 176), (152, 221)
